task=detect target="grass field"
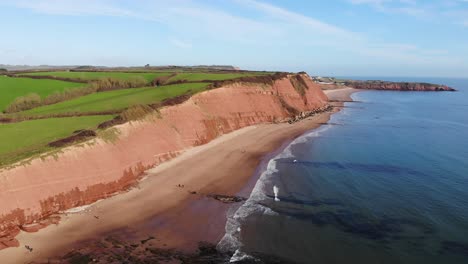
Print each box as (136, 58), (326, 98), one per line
(0, 75), (83, 112)
(21, 82), (209, 116)
(22, 71), (171, 82)
(167, 72), (268, 82)
(0, 115), (113, 167)
(0, 70), (275, 167)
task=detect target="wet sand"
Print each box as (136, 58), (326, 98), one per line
(0, 88), (358, 263)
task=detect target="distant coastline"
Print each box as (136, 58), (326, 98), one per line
(313, 76), (456, 91)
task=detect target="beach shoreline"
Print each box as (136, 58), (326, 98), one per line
(0, 88), (358, 263)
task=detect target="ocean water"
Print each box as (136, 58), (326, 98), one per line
(219, 78), (468, 263)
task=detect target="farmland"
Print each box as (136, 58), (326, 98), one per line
(0, 115), (114, 167)
(167, 72), (269, 82)
(22, 71), (270, 83)
(21, 71), (171, 82)
(0, 69), (277, 167)
(21, 82), (209, 116)
(0, 75), (83, 112)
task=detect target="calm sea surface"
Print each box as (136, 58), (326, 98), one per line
(219, 77), (468, 263)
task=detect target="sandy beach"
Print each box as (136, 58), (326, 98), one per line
(0, 88), (357, 263)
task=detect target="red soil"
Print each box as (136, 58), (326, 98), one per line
(0, 74), (328, 248)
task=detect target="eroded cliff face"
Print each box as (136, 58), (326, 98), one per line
(0, 74), (328, 249)
(343, 81), (456, 91)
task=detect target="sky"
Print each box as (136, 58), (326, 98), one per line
(0, 0), (467, 77)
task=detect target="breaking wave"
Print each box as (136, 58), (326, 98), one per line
(217, 125), (333, 262)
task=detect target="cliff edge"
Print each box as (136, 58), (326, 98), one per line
(0, 74), (328, 249)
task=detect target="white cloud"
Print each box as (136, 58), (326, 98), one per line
(163, 5), (279, 41)
(234, 0), (456, 64)
(1, 0), (465, 75)
(349, 0), (468, 28)
(0, 48), (17, 55)
(236, 0), (358, 39)
(8, 0), (138, 17)
(349, 0), (387, 5)
(443, 8), (468, 28)
(1, 0), (280, 41)
(348, 0), (428, 17)
(169, 38), (192, 49)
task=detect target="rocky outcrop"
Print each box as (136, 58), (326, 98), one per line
(0, 74), (328, 249)
(343, 80), (456, 91)
(207, 194), (247, 204)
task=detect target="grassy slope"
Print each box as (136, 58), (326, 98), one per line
(22, 82), (209, 116)
(0, 71), (273, 167)
(168, 72), (268, 82)
(22, 71), (171, 82)
(0, 75), (83, 112)
(0, 115), (113, 167)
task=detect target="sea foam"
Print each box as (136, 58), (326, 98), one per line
(217, 124), (332, 258)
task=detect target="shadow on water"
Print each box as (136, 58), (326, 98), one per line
(257, 194), (468, 260)
(440, 241), (468, 257)
(264, 196), (344, 207)
(279, 159), (431, 177)
(235, 86), (468, 263)
(262, 196), (434, 242)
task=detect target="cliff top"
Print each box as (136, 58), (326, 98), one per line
(0, 70), (297, 168)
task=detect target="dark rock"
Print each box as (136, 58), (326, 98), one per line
(48, 130), (97, 148)
(287, 104), (333, 124)
(208, 194), (247, 203)
(140, 236), (155, 245)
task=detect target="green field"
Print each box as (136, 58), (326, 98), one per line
(0, 115), (113, 166)
(22, 71), (171, 82)
(0, 70), (275, 167)
(0, 75), (83, 112)
(168, 72), (267, 82)
(21, 82), (209, 116)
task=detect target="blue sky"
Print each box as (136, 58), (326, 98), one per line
(0, 0), (467, 77)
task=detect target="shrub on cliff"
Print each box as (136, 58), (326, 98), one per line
(290, 74), (309, 96)
(120, 104), (155, 121)
(5, 93), (42, 113)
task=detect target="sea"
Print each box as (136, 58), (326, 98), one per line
(219, 77), (468, 264)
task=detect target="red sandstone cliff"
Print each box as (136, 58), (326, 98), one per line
(343, 80), (456, 91)
(0, 74), (328, 249)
